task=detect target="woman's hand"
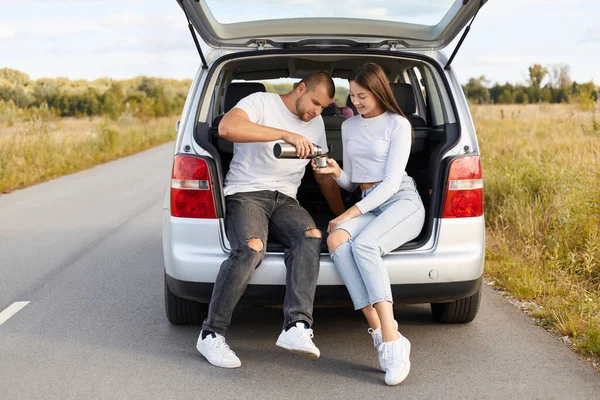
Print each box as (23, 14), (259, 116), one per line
(327, 206), (362, 233)
(328, 213), (352, 233)
(311, 157), (341, 178)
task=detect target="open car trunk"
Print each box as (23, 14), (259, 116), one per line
(197, 51), (460, 253)
(178, 0), (486, 51)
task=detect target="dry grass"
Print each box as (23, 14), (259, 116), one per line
(474, 103), (600, 362)
(0, 115), (177, 193)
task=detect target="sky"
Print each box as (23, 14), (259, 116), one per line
(1, 0), (599, 86)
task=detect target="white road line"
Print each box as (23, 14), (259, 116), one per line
(0, 301), (30, 326)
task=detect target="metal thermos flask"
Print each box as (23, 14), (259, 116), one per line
(273, 143), (323, 159)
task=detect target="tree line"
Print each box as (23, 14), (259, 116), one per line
(0, 68), (191, 119)
(1, 64), (598, 121)
(462, 63), (598, 107)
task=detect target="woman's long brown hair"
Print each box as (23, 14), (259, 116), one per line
(349, 63), (414, 142)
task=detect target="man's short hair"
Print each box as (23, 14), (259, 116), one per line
(299, 71), (335, 99)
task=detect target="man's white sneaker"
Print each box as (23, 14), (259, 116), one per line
(196, 331), (241, 368)
(379, 334), (411, 386)
(276, 322), (320, 359)
(368, 320), (399, 371)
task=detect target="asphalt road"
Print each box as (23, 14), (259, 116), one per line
(1, 143), (599, 400)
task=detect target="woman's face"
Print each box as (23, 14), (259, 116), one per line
(349, 81), (383, 118)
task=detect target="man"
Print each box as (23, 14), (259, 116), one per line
(197, 71), (344, 368)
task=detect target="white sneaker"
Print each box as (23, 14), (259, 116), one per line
(276, 322), (320, 359)
(196, 330), (241, 368)
(368, 320), (399, 371)
(379, 334), (411, 386)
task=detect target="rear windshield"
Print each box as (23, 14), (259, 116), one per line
(205, 0), (456, 26)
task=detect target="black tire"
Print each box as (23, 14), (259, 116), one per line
(164, 275), (208, 325)
(430, 288), (481, 323)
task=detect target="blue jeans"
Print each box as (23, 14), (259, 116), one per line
(331, 176), (425, 310)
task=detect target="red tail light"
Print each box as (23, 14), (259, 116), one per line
(170, 155), (216, 219)
(441, 156), (483, 218)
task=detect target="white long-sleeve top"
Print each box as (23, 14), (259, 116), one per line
(335, 111), (412, 214)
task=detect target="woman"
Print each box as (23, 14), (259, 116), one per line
(312, 63), (425, 386)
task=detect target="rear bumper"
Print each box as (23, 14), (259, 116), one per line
(166, 274), (482, 306)
(163, 211), (485, 307)
(163, 214), (485, 285)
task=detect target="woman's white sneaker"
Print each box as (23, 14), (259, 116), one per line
(276, 322), (320, 359)
(368, 320), (399, 371)
(379, 334), (411, 386)
(196, 330), (241, 368)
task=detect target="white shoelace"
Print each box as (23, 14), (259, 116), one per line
(379, 342), (390, 361)
(379, 341), (400, 364)
(301, 328), (315, 341)
(210, 335), (236, 355)
(368, 328), (382, 347)
(295, 327), (315, 347)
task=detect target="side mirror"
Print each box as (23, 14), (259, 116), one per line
(175, 120), (181, 132)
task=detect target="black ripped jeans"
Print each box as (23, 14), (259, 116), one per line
(202, 190), (322, 336)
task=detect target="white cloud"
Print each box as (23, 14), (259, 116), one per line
(476, 55), (527, 66)
(1, 19), (98, 38)
(580, 24), (600, 43)
(287, 0), (319, 4)
(9, 49), (200, 80)
(0, 0), (144, 3)
(101, 13), (148, 28)
(0, 27), (13, 40)
(100, 13), (181, 29)
(1, 13), (185, 40)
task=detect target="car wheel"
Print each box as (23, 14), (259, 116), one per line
(164, 275), (207, 325)
(430, 289), (481, 323)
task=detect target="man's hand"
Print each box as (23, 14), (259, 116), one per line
(311, 158), (342, 179)
(281, 131), (315, 159)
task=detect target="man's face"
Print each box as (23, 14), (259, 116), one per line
(294, 83), (332, 122)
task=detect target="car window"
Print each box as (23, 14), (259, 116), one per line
(204, 0), (457, 26)
(399, 68), (427, 123)
(232, 78), (350, 110)
(413, 68), (427, 107)
(420, 66), (445, 126)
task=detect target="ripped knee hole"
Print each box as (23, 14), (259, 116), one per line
(304, 228), (322, 239)
(246, 237), (264, 253)
(327, 230), (351, 253)
(329, 240), (351, 253)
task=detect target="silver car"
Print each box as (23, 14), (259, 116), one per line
(163, 0), (487, 325)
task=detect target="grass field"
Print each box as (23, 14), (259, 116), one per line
(1, 103), (598, 364)
(473, 103), (600, 364)
(0, 113), (178, 194)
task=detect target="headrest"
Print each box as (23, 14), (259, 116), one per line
(224, 82), (267, 113)
(338, 106), (354, 119)
(322, 102), (339, 116)
(391, 83), (417, 115)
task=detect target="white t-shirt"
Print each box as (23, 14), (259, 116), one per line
(224, 92), (328, 198)
(335, 111), (412, 213)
